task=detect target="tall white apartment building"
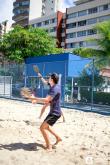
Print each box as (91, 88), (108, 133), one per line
(42, 0), (63, 16)
(64, 0), (110, 50)
(29, 0), (42, 20)
(29, 11), (63, 47)
(29, 0), (63, 21)
(29, 0), (110, 49)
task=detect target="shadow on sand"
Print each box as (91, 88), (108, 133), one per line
(0, 142), (45, 151)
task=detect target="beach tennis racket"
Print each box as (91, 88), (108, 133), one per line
(20, 87), (33, 99)
(33, 65), (40, 74)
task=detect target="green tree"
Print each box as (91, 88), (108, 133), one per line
(73, 21), (110, 68)
(0, 25), (64, 63)
(78, 68), (104, 87)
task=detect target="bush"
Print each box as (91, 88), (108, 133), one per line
(93, 92), (110, 105)
(80, 89), (110, 105)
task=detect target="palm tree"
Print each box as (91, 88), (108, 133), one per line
(73, 21), (110, 68)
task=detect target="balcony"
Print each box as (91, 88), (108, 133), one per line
(13, 0), (29, 7)
(12, 18), (28, 27)
(13, 5), (29, 13)
(12, 12), (29, 21)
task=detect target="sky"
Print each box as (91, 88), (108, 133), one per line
(0, 0), (74, 27)
(63, 0), (74, 7)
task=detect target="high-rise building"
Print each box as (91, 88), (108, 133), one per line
(29, 0), (42, 21)
(12, 0), (30, 27)
(0, 21), (8, 37)
(0, 23), (4, 37)
(29, 11), (63, 48)
(12, 0), (62, 27)
(41, 0), (63, 16)
(64, 0), (110, 50)
(29, 0), (110, 50)
(13, 0), (43, 27)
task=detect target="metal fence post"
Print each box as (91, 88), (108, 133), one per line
(24, 64), (27, 87)
(42, 62), (45, 97)
(3, 58), (6, 96)
(91, 58), (95, 111)
(63, 61), (67, 107)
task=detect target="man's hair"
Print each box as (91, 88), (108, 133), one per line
(50, 73), (59, 84)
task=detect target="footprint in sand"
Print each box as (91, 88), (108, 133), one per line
(81, 147), (88, 151)
(0, 124), (3, 128)
(64, 136), (69, 139)
(0, 160), (4, 164)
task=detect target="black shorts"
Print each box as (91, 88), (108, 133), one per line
(44, 114), (61, 126)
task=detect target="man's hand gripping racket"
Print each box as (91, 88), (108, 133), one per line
(33, 65), (40, 74)
(33, 65), (43, 78)
(20, 87), (37, 103)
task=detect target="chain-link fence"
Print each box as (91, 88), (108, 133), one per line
(0, 58), (110, 114)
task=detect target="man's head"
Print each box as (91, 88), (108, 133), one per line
(48, 73), (59, 85)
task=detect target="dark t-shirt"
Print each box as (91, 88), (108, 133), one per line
(48, 84), (61, 116)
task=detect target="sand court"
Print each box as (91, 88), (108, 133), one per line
(0, 98), (110, 165)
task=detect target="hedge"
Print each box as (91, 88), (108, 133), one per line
(80, 89), (110, 105)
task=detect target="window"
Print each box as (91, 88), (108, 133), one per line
(78, 10), (87, 16)
(87, 29), (97, 35)
(50, 18), (57, 23)
(50, 18), (55, 23)
(78, 20), (86, 26)
(52, 18), (55, 23)
(62, 19), (65, 23)
(86, 41), (97, 46)
(14, 9), (20, 15)
(14, 3), (19, 8)
(108, 80), (110, 85)
(103, 4), (108, 10)
(44, 20), (49, 25)
(32, 24), (35, 28)
(24, 10), (29, 14)
(50, 27), (56, 32)
(79, 41), (83, 47)
(62, 37), (65, 42)
(67, 12), (77, 19)
(87, 18), (97, 25)
(66, 22), (76, 29)
(66, 33), (76, 39)
(88, 7), (97, 14)
(37, 22), (42, 27)
(14, 9), (29, 15)
(22, 1), (29, 6)
(99, 4), (109, 11)
(77, 31), (86, 37)
(61, 28), (65, 33)
(66, 43), (75, 48)
(99, 15), (110, 22)
(66, 43), (70, 48)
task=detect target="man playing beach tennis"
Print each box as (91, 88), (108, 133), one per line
(37, 72), (65, 122)
(30, 73), (62, 151)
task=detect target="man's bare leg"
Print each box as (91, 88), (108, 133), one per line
(47, 126), (62, 145)
(40, 122), (52, 150)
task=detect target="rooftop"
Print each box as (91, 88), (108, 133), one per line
(74, 0), (95, 5)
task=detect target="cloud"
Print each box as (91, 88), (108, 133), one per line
(0, 0), (13, 26)
(63, 0), (74, 7)
(61, 0), (74, 12)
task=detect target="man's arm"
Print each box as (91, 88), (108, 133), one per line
(30, 95), (53, 104)
(38, 73), (48, 85)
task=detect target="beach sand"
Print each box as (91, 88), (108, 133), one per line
(0, 98), (110, 165)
